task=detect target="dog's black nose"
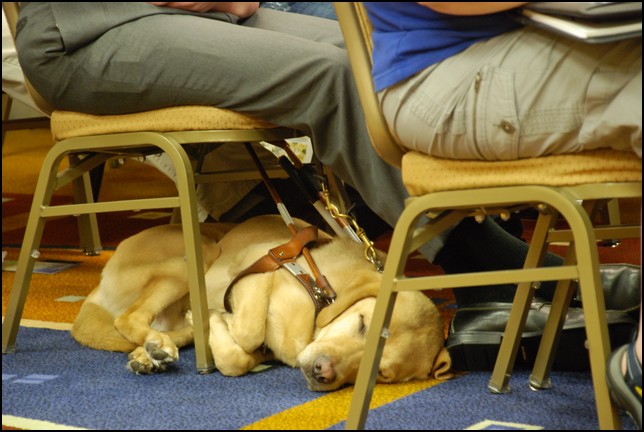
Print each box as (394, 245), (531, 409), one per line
(312, 355), (336, 383)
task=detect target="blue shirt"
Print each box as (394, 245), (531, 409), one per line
(365, 2), (523, 91)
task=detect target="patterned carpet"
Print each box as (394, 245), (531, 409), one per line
(4, 324), (638, 430)
(2, 128), (641, 430)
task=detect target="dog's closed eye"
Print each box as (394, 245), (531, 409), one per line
(378, 368), (393, 382)
(359, 314), (367, 335)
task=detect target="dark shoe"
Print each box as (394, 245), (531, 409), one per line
(606, 342), (642, 429)
(589, 264), (641, 321)
(446, 302), (636, 371)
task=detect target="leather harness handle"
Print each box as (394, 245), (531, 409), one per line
(223, 225), (334, 314)
(222, 143), (337, 314)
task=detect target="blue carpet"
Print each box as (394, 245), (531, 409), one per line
(2, 326), (638, 430)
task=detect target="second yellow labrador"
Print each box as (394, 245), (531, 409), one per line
(72, 215), (452, 391)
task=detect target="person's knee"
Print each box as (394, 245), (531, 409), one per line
(313, 48), (355, 90)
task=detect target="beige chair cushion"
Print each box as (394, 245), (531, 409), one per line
(402, 149), (643, 196)
(51, 105), (278, 141)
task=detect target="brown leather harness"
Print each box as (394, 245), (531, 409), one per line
(222, 143), (338, 317)
(223, 225), (335, 316)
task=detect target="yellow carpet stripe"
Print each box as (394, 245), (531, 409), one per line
(1, 317), (72, 331)
(242, 378), (444, 430)
(2, 414), (88, 430)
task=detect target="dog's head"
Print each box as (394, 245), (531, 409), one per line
(296, 269), (452, 391)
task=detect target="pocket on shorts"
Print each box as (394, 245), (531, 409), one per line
(405, 64), (520, 160)
(471, 64), (520, 160)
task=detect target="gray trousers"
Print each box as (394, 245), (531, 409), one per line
(17, 3), (431, 254)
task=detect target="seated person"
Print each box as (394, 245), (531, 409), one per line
(2, 5), (328, 224)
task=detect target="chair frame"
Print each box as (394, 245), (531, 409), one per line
(1, 2), (302, 374)
(334, 2), (641, 430)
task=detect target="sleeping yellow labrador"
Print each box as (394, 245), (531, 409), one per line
(72, 215), (452, 391)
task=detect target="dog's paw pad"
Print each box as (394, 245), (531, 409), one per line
(127, 346), (162, 374)
(143, 339), (178, 368)
(150, 348), (170, 361)
(144, 340), (160, 352)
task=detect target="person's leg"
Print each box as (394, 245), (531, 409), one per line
(379, 23), (642, 305)
(17, 5), (408, 230)
(2, 9), (44, 113)
(378, 24), (641, 371)
(434, 217), (565, 306)
(379, 27), (642, 160)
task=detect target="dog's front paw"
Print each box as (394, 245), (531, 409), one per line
(127, 346), (156, 374)
(125, 337), (179, 374)
(143, 337), (179, 371)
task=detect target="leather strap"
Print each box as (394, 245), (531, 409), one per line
(223, 143), (337, 317)
(223, 225), (335, 315)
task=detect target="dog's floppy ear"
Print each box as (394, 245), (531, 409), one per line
(430, 347), (454, 381)
(315, 270), (380, 328)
